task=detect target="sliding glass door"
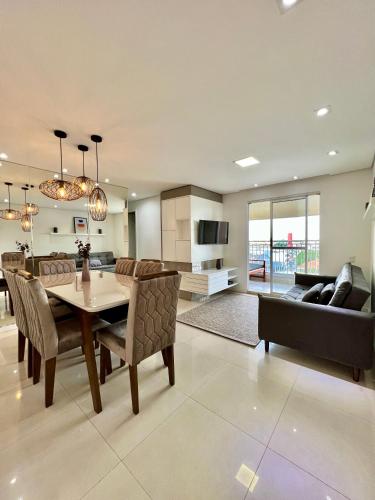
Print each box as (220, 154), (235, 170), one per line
(248, 194), (320, 294)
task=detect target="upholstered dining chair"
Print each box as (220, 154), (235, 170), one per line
(3, 269), (33, 377)
(97, 270), (181, 414)
(1, 251), (25, 270)
(39, 259), (76, 276)
(115, 258), (136, 276)
(134, 260), (163, 277)
(15, 272), (108, 407)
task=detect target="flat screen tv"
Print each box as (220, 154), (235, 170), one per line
(198, 220), (229, 244)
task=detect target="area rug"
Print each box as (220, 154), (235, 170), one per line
(177, 293), (259, 347)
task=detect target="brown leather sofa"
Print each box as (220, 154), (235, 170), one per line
(258, 264), (374, 381)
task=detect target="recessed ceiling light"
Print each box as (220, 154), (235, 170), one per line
(282, 0), (298, 7)
(53, 173), (59, 179)
(234, 156), (260, 168)
(62, 168), (68, 173)
(4, 198), (9, 203)
(254, 183), (259, 187)
(53, 204), (58, 208)
(315, 106), (331, 117)
(0, 152), (8, 160)
(104, 178), (109, 183)
(293, 176), (299, 180)
(131, 192), (137, 197)
(328, 150), (338, 156)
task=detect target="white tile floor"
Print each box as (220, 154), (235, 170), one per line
(0, 299), (374, 500)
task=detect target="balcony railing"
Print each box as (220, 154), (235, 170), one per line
(249, 240), (320, 275)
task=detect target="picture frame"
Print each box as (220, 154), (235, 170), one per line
(73, 217), (88, 234)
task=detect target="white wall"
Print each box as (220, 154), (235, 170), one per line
(190, 196), (224, 264)
(223, 169), (372, 291)
(129, 195), (161, 260)
(0, 206), (124, 257)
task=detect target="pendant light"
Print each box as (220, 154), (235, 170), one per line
(20, 187), (32, 232)
(22, 184), (39, 216)
(0, 182), (22, 220)
(39, 130), (83, 201)
(89, 135), (108, 221)
(73, 144), (95, 196)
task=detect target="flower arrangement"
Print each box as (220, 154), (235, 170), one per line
(16, 241), (31, 255)
(75, 239), (91, 259)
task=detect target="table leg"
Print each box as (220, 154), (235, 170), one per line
(9, 290), (14, 316)
(79, 310), (102, 413)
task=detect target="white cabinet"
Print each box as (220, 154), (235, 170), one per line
(162, 231), (176, 261)
(176, 240), (191, 263)
(161, 199), (176, 230)
(180, 267), (238, 295)
(176, 196), (190, 220)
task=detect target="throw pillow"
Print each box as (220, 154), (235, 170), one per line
(318, 283), (335, 305)
(301, 283), (324, 303)
(90, 259), (102, 268)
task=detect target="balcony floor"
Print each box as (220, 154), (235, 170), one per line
(248, 278), (292, 295)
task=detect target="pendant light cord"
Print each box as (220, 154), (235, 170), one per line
(60, 138), (63, 180)
(8, 185), (10, 211)
(95, 143), (99, 184)
(82, 150), (85, 176)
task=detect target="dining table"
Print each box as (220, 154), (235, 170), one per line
(39, 270), (134, 413)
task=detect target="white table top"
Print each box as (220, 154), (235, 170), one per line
(39, 270), (133, 313)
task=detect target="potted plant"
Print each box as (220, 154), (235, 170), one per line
(16, 241), (31, 257)
(75, 239), (91, 282)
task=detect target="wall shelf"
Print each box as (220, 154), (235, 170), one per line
(48, 233), (106, 236)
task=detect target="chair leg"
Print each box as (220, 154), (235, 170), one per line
(18, 330), (26, 362)
(166, 345), (175, 386)
(161, 349), (168, 367)
(105, 348), (112, 375)
(129, 365), (139, 414)
(27, 339), (33, 378)
(33, 349), (41, 385)
(81, 345), (85, 355)
(120, 359), (125, 367)
(99, 344), (106, 384)
(265, 340), (269, 353)
(353, 367), (360, 382)
(45, 357), (56, 408)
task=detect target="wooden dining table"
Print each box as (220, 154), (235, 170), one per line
(39, 270), (133, 413)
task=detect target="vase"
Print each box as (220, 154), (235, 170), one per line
(82, 258), (90, 282)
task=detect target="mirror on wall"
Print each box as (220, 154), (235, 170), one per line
(0, 161), (128, 274)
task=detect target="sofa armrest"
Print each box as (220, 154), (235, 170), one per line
(258, 295), (374, 369)
(294, 272), (336, 287)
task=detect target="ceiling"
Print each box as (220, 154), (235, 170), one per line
(0, 0), (374, 199)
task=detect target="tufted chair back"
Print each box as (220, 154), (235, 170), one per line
(1, 252), (25, 270)
(115, 258), (136, 276)
(15, 273), (58, 360)
(125, 271), (181, 365)
(39, 259), (76, 276)
(3, 269), (29, 337)
(134, 260), (163, 278)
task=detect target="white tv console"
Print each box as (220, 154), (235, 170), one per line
(180, 267), (238, 296)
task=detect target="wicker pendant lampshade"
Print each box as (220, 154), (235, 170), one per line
(0, 182), (22, 220)
(89, 135), (108, 221)
(39, 130), (83, 201)
(20, 187), (33, 232)
(73, 145), (95, 196)
(22, 184), (39, 216)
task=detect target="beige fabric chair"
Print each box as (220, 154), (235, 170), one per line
(3, 269), (32, 377)
(134, 260), (163, 278)
(15, 273), (108, 407)
(115, 258), (136, 276)
(1, 252), (25, 270)
(97, 270), (181, 414)
(39, 259), (76, 276)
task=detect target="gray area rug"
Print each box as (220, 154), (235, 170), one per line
(177, 293), (259, 347)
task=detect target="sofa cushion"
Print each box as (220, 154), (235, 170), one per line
(329, 263), (352, 307)
(342, 265), (371, 311)
(90, 259), (102, 268)
(301, 283), (325, 303)
(282, 284), (309, 301)
(318, 283), (336, 305)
